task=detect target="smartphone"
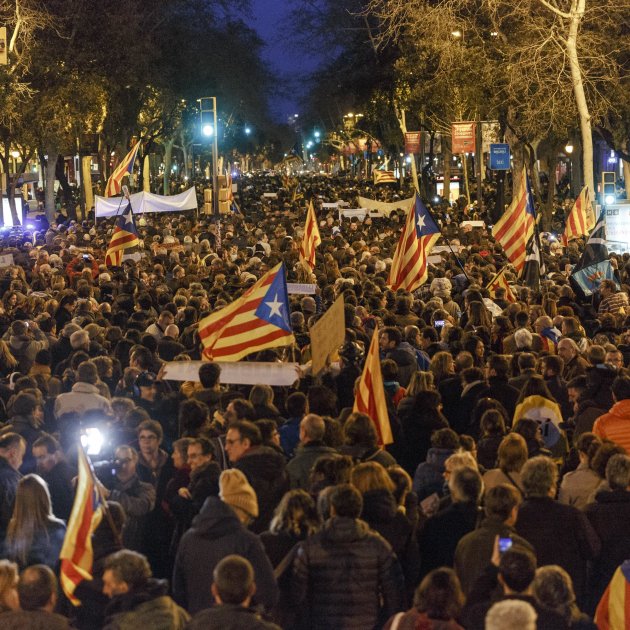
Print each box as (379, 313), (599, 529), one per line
(498, 537), (513, 555)
(434, 320), (445, 328)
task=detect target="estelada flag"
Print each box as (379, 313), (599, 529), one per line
(562, 186), (594, 246)
(373, 170), (396, 184)
(299, 200), (321, 270)
(485, 267), (516, 303)
(105, 141), (140, 197)
(59, 447), (103, 605)
(387, 194), (440, 293)
(104, 202), (140, 267)
(353, 329), (393, 446)
(198, 262), (295, 361)
(492, 166), (536, 271)
(595, 560), (630, 630)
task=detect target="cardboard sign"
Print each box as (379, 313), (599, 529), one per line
(309, 295), (345, 375)
(322, 202), (339, 208)
(263, 193), (278, 199)
(287, 283), (316, 295)
(163, 361), (301, 386)
(427, 254), (444, 265)
(460, 220), (485, 228)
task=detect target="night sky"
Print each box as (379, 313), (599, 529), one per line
(250, 0), (322, 121)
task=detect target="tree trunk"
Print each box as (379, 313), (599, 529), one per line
(143, 155), (150, 192)
(55, 156), (76, 220)
(81, 156), (94, 215)
(566, 0), (595, 211)
(44, 146), (59, 222)
(163, 139), (174, 195)
(622, 141), (630, 198)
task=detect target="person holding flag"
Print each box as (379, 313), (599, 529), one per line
(104, 202), (141, 267)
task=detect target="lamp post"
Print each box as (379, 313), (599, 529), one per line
(199, 97), (219, 218)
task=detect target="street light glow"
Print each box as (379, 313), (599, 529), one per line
(605, 194), (615, 204)
(565, 143), (574, 154)
(314, 131), (320, 138)
(244, 127), (251, 135)
(451, 30), (462, 38)
(202, 124), (214, 137)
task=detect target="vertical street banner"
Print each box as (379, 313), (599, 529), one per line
(489, 144), (511, 170)
(451, 121), (476, 153)
(0, 27), (7, 66)
(404, 132), (422, 154)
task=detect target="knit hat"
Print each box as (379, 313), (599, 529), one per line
(219, 469), (258, 519)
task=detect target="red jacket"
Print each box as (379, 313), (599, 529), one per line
(593, 399), (630, 453)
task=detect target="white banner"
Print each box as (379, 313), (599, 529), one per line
(95, 187), (198, 218)
(287, 283), (316, 295)
(358, 196), (415, 215)
(162, 361), (301, 386)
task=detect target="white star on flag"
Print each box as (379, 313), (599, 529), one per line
(265, 294), (283, 317)
(416, 214), (426, 231)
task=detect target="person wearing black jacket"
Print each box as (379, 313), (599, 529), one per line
(462, 545), (569, 630)
(292, 484), (404, 629)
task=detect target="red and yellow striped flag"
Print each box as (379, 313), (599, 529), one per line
(387, 194), (440, 293)
(492, 166), (536, 272)
(104, 202), (140, 267)
(486, 267), (516, 303)
(595, 560), (630, 630)
(105, 141), (140, 197)
(198, 262), (295, 361)
(373, 170), (396, 184)
(562, 186), (594, 246)
(59, 447), (103, 605)
(353, 329), (393, 446)
(299, 200), (321, 270)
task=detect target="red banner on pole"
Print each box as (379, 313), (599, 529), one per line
(451, 122), (476, 154)
(404, 132), (422, 154)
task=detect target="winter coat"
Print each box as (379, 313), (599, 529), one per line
(103, 578), (189, 630)
(559, 462), (602, 510)
(454, 516), (534, 595)
(486, 376), (520, 420)
(235, 445), (289, 533)
(0, 414), (43, 474)
(260, 529), (305, 568)
(419, 500), (481, 578)
(451, 381), (491, 436)
(383, 609), (464, 630)
(172, 496), (278, 615)
(570, 399), (606, 444)
(515, 496), (601, 606)
(8, 331), (48, 373)
(292, 516), (404, 630)
(482, 468), (524, 496)
(40, 460), (75, 521)
(0, 610), (72, 630)
(361, 488), (420, 601)
(54, 381), (112, 419)
(0, 456), (21, 540)
(585, 488), (630, 609)
(476, 435), (504, 470)
(286, 442), (337, 489)
(278, 416), (302, 458)
(585, 365), (617, 410)
(385, 345), (417, 388)
(412, 447), (455, 500)
(4, 518), (66, 570)
(593, 399), (630, 453)
(108, 474), (155, 552)
(397, 396), (449, 475)
(186, 604), (282, 630)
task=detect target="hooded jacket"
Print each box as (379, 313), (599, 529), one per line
(8, 332), (48, 373)
(593, 399), (630, 453)
(234, 445), (289, 533)
(103, 578), (189, 630)
(172, 496), (278, 615)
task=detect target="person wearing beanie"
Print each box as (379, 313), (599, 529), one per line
(219, 469), (259, 525)
(172, 473), (278, 615)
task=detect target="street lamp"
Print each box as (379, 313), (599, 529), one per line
(565, 143), (573, 154)
(244, 126), (251, 135)
(314, 130), (320, 139)
(199, 97), (219, 218)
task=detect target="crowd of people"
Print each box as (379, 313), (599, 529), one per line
(0, 172), (629, 629)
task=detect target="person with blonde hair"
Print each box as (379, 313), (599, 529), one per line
(4, 474), (66, 569)
(406, 370), (435, 396)
(0, 560), (19, 613)
(430, 351), (455, 387)
(0, 340), (18, 378)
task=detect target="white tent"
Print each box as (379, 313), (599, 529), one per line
(95, 187), (198, 218)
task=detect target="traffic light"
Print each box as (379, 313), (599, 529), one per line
(602, 171), (616, 205)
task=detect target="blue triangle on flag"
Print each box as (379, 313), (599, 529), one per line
(414, 195), (440, 238)
(255, 265), (293, 332)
